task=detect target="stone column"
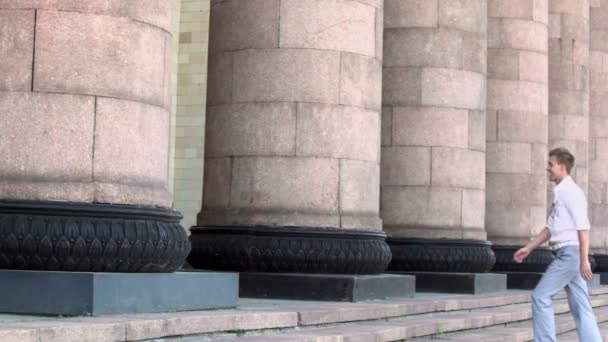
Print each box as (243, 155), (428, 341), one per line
(589, 0), (608, 270)
(381, 0), (495, 273)
(485, 1), (553, 271)
(548, 0), (590, 192)
(0, 2), (189, 272)
(189, 0), (391, 274)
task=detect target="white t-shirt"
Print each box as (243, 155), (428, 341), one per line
(547, 176), (591, 243)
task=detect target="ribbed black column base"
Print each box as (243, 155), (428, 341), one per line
(386, 238), (496, 273)
(593, 254), (608, 272)
(492, 245), (554, 272)
(188, 226), (392, 274)
(0, 200), (190, 272)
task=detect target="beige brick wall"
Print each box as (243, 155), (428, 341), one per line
(171, 0), (210, 230)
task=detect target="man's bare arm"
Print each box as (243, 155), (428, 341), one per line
(578, 230), (593, 280)
(514, 228), (551, 263)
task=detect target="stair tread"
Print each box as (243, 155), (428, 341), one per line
(210, 294), (608, 341)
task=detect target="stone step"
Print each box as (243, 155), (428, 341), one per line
(411, 304), (608, 341)
(207, 295), (608, 341)
(559, 321), (608, 341)
(1, 288), (607, 341)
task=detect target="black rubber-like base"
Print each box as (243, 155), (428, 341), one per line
(391, 272), (506, 294)
(492, 245), (554, 272)
(592, 254), (608, 271)
(188, 226), (392, 274)
(386, 238), (496, 273)
(505, 272), (544, 289)
(0, 200), (190, 272)
(239, 273), (415, 302)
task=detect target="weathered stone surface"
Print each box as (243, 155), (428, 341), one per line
(520, 51), (549, 83)
(0, 9), (34, 91)
(421, 68), (485, 110)
(469, 110), (486, 151)
(384, 0), (438, 28)
(438, 0), (487, 33)
(590, 158), (608, 183)
(431, 147), (485, 189)
(340, 54), (382, 110)
(557, 13), (590, 42)
(202, 157), (231, 210)
(392, 106), (469, 148)
(488, 0), (534, 20)
(232, 49), (340, 103)
(381, 186), (462, 229)
(487, 109), (498, 141)
(462, 33), (488, 74)
(34, 10), (167, 106)
(550, 64), (588, 91)
(589, 181), (606, 204)
(548, 90), (588, 116)
(296, 103), (379, 161)
(209, 0), (279, 53)
(383, 28), (463, 69)
(487, 48), (520, 80)
(206, 53), (233, 105)
(497, 110), (548, 144)
(591, 30), (608, 52)
(381, 107), (393, 146)
(590, 92), (608, 117)
(549, 114), (589, 141)
(0, 92), (94, 182)
(591, 3), (608, 30)
(381, 146), (431, 186)
(0, 0), (177, 32)
(533, 0), (549, 25)
(595, 138), (608, 159)
(339, 160), (380, 214)
(488, 19), (548, 52)
(229, 156), (339, 213)
(549, 14), (562, 38)
(382, 67), (421, 106)
(549, 0), (590, 18)
(486, 173), (547, 205)
(205, 103), (296, 157)
(0, 181), (94, 203)
(591, 116), (608, 138)
(487, 80), (547, 113)
(280, 0), (376, 57)
(486, 142), (532, 173)
(375, 5), (383, 60)
(486, 203), (546, 241)
(94, 98), (169, 189)
(462, 189), (485, 229)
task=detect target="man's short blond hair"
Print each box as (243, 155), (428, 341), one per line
(549, 147), (575, 173)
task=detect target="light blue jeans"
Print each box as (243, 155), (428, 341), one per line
(532, 245), (602, 341)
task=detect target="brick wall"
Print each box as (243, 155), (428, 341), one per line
(172, 0), (210, 230)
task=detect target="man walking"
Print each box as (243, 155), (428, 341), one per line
(514, 147), (602, 341)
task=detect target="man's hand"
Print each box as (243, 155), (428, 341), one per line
(514, 247), (531, 263)
(581, 259), (593, 281)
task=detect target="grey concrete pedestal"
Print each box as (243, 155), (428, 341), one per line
(391, 272), (507, 294)
(239, 273), (415, 302)
(0, 270), (238, 316)
(504, 272), (600, 289)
